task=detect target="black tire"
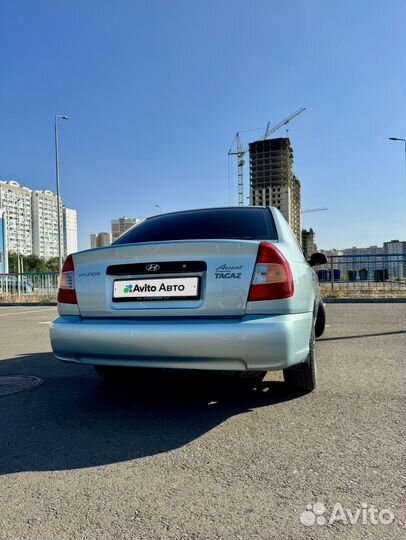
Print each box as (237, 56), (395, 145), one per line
(283, 329), (316, 393)
(315, 301), (326, 338)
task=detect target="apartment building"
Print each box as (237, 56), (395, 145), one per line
(335, 246), (384, 275)
(320, 249), (344, 257)
(31, 189), (64, 259)
(343, 246), (384, 256)
(90, 232), (111, 248)
(63, 207), (78, 255)
(0, 180), (33, 256)
(1, 179), (78, 261)
(383, 240), (406, 277)
(301, 228), (317, 259)
(111, 217), (140, 242)
(383, 240), (406, 255)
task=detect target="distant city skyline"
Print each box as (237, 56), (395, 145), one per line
(0, 1), (405, 252)
(1, 174), (404, 254)
(322, 239), (406, 255)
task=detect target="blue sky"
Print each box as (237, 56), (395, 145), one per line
(0, 0), (405, 250)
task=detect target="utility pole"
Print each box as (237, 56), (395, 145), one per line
(54, 114), (70, 272)
(389, 137), (406, 201)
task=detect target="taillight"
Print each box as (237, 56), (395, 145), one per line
(57, 254), (77, 304)
(248, 242), (294, 301)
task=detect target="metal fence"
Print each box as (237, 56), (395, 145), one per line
(316, 254), (406, 297)
(0, 272), (59, 301)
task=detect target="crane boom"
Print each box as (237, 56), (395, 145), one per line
(264, 107), (306, 140)
(302, 208), (328, 214)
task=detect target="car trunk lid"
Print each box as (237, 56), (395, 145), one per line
(72, 240), (260, 317)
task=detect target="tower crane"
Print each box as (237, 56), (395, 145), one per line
(228, 107), (306, 206)
(228, 132), (246, 207)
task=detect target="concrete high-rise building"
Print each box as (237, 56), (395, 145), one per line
(111, 217), (140, 242)
(301, 228), (317, 259)
(383, 240), (406, 255)
(63, 207), (78, 255)
(31, 189), (63, 259)
(1, 179), (77, 263)
(90, 232), (111, 248)
(0, 180), (33, 256)
(249, 137), (302, 240)
(384, 240), (406, 278)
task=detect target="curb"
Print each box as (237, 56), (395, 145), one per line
(0, 303), (57, 307)
(323, 298), (406, 304)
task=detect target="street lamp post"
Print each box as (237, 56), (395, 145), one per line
(389, 136), (406, 228)
(6, 213), (21, 295)
(154, 204), (163, 214)
(389, 137), (406, 282)
(15, 214), (20, 275)
(10, 197), (24, 295)
(55, 114), (70, 272)
(16, 209), (21, 296)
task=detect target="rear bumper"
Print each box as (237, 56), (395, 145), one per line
(50, 313), (313, 371)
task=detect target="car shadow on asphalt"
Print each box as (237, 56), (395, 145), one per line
(0, 353), (301, 475)
(318, 330), (406, 341)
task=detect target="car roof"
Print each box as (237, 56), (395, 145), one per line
(147, 206), (272, 219)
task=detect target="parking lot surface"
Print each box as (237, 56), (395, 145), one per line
(0, 304), (404, 540)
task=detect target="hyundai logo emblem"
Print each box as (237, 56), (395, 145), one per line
(146, 264), (160, 272)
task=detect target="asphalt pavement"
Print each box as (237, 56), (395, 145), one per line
(0, 304), (404, 540)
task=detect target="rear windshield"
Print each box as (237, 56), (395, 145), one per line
(114, 208), (278, 244)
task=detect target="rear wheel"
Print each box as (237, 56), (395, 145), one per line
(315, 301), (326, 338)
(283, 329), (316, 393)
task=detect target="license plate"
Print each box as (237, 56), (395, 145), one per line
(113, 277), (200, 301)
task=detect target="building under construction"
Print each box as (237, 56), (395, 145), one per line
(301, 228), (317, 259)
(249, 137), (302, 241)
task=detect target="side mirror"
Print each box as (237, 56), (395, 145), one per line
(309, 252), (328, 267)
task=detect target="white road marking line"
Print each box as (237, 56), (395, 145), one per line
(37, 321), (53, 325)
(326, 324), (331, 327)
(0, 307), (56, 317)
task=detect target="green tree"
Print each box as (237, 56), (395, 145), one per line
(45, 257), (59, 272)
(7, 252), (18, 273)
(6, 252), (59, 273)
(23, 254), (47, 272)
